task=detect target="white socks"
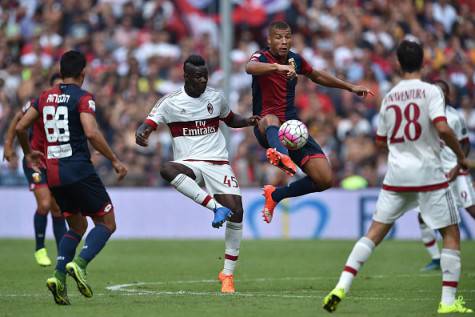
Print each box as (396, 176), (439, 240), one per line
(336, 237), (375, 293)
(223, 221), (243, 275)
(419, 219), (440, 259)
(170, 174), (242, 276)
(441, 248), (461, 305)
(170, 174), (222, 211)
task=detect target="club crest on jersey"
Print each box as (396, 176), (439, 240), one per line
(288, 58), (296, 69)
(207, 102), (213, 114)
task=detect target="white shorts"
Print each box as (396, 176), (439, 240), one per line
(453, 174), (475, 208)
(174, 160), (241, 196)
(374, 188), (460, 230)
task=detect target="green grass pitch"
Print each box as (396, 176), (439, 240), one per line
(0, 239), (474, 317)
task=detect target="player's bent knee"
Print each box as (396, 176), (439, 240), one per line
(37, 201), (51, 214)
(71, 223), (88, 236)
(159, 163), (173, 181)
(258, 114), (280, 132)
(100, 209), (117, 233)
(318, 178), (332, 191)
(229, 209), (243, 223)
(312, 174), (332, 192)
(104, 222), (116, 234)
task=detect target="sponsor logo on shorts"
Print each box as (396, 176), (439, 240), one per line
(104, 204), (113, 213)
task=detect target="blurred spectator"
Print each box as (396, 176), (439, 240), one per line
(0, 0), (473, 188)
(0, 154), (26, 186)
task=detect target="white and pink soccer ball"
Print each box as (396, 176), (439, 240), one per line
(278, 120), (309, 150)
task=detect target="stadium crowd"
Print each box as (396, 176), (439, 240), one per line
(0, 0), (474, 187)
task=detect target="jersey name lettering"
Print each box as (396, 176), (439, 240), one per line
(384, 89), (426, 104)
(46, 94), (70, 103)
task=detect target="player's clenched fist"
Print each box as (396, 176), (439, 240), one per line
(135, 123), (154, 147)
(247, 115), (261, 126)
(275, 64), (296, 79)
(112, 159), (128, 181)
(350, 85), (375, 98)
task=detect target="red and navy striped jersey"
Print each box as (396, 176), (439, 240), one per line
(249, 48), (313, 122)
(34, 83), (97, 187)
(22, 98), (46, 161)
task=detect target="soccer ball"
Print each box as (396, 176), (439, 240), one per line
(278, 120), (309, 150)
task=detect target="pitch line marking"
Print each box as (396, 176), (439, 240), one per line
(106, 272), (443, 292)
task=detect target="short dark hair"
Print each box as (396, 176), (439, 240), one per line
(49, 73), (61, 86)
(396, 40), (423, 73)
(183, 54), (206, 71)
(268, 21), (291, 34)
(60, 50), (86, 79)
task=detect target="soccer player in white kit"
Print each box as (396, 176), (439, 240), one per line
(418, 79), (475, 271)
(323, 40), (472, 314)
(135, 55), (260, 293)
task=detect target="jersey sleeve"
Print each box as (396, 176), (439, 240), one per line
(218, 92), (234, 124)
(297, 55), (313, 76)
(249, 51), (267, 63)
(77, 93), (96, 115)
(219, 93), (231, 118)
(375, 103), (388, 142)
(22, 98), (37, 114)
(145, 95), (168, 129)
(428, 85), (446, 123)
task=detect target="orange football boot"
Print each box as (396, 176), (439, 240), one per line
(262, 185), (278, 223)
(266, 148), (296, 176)
(218, 271), (235, 293)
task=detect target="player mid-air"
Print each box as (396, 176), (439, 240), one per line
(3, 73), (67, 267)
(418, 79), (475, 271)
(245, 21), (374, 223)
(16, 51), (128, 305)
(323, 39), (472, 314)
(136, 54), (260, 293)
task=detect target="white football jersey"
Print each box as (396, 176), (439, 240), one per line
(145, 87), (232, 161)
(440, 105), (469, 173)
(376, 79), (447, 190)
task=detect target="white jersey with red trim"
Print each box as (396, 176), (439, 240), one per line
(145, 87), (231, 161)
(376, 79), (447, 190)
(440, 105), (469, 173)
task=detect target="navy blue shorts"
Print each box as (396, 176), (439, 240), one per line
(50, 173), (113, 217)
(22, 158), (48, 191)
(253, 126), (326, 168)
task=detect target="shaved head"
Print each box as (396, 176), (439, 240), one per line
(268, 21), (291, 36)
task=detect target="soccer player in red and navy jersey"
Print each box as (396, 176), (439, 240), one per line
(3, 74), (67, 267)
(16, 51), (127, 305)
(246, 21), (374, 223)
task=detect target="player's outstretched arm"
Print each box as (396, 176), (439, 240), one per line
(245, 61), (295, 78)
(223, 112), (260, 129)
(306, 70), (374, 97)
(3, 111), (23, 162)
(80, 112), (128, 180)
(135, 122), (155, 147)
